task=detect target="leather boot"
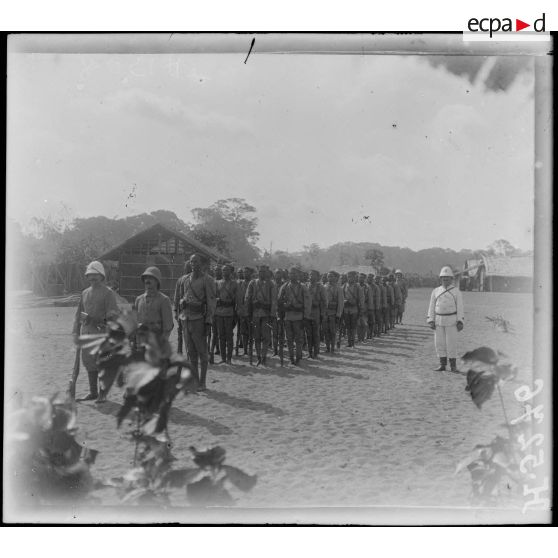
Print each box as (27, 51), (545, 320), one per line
(434, 357), (447, 371)
(449, 358), (459, 372)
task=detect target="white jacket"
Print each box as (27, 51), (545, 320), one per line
(427, 285), (464, 326)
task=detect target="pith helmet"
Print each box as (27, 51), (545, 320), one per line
(439, 266), (454, 277)
(85, 261), (105, 278)
(141, 266), (163, 287)
(395, 269), (403, 275)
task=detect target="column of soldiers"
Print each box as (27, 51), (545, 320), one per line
(73, 255), (409, 399)
(173, 255), (409, 388)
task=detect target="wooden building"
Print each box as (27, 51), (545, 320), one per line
(99, 223), (226, 302)
(461, 254), (533, 292)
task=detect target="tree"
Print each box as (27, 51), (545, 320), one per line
(486, 239), (519, 257)
(365, 248), (384, 270)
(191, 198), (261, 265)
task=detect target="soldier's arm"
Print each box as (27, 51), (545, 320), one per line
(456, 290), (465, 323)
(72, 294), (84, 337)
(427, 289), (436, 323)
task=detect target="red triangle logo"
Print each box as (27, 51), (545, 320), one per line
(516, 19), (530, 31)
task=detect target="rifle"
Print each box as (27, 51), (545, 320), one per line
(177, 317), (183, 354)
(278, 315), (284, 366)
(68, 344), (81, 400)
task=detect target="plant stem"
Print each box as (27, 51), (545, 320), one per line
(497, 383), (513, 437)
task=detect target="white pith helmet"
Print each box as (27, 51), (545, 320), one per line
(85, 261), (106, 278)
(439, 266), (454, 278)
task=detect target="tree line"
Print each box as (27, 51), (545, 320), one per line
(7, 197), (529, 291)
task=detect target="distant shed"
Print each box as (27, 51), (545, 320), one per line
(99, 223), (226, 302)
(461, 254), (533, 292)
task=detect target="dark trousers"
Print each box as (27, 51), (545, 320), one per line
(382, 308), (390, 332)
(216, 315), (234, 361)
(285, 319), (304, 361)
(367, 310), (375, 338)
(237, 315), (250, 354)
(253, 316), (271, 358)
(323, 314), (337, 351)
(343, 311), (358, 346)
(183, 318), (208, 386)
(304, 318), (320, 357)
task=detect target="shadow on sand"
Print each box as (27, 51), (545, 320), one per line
(91, 399), (233, 436)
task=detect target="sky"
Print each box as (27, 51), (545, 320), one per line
(7, 42), (536, 253)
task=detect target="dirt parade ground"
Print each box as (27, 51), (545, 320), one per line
(5, 287), (534, 522)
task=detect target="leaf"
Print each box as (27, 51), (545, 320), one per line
(189, 446), (227, 469)
(493, 363), (517, 382)
(465, 369), (498, 408)
(161, 468), (202, 488)
(116, 397), (136, 427)
(462, 347), (499, 366)
(222, 465), (258, 492)
(122, 362), (161, 395)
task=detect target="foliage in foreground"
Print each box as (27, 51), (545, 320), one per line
(457, 346), (532, 505)
(7, 394), (99, 504)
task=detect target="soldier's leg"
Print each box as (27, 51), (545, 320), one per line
(254, 318), (263, 360)
(294, 320), (304, 362)
(225, 316), (234, 362)
(215, 316), (226, 363)
(80, 349), (99, 400)
(303, 318), (313, 357)
(211, 318), (219, 355)
(240, 317), (249, 355)
(192, 319), (209, 389)
(272, 317), (279, 355)
(185, 320), (200, 384)
(312, 319), (320, 357)
(261, 318), (271, 363)
(285, 320), (295, 362)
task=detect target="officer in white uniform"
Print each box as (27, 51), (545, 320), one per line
(427, 266), (464, 372)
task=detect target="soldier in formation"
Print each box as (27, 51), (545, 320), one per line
(175, 253), (216, 391)
(245, 264), (277, 365)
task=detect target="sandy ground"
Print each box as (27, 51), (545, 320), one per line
(4, 288), (536, 521)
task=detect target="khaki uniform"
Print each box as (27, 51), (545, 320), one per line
(323, 282), (344, 352)
(72, 284), (119, 372)
(305, 281), (327, 358)
(134, 291), (174, 339)
(215, 278), (238, 362)
(278, 281), (311, 362)
(245, 278), (277, 361)
(342, 282), (364, 347)
(357, 282), (370, 342)
(176, 273), (216, 385)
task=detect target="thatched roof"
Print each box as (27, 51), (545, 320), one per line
(99, 223), (227, 262)
(481, 254), (533, 278)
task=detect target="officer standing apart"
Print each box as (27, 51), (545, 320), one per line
(72, 261), (119, 402)
(177, 253), (216, 391)
(427, 266), (465, 373)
